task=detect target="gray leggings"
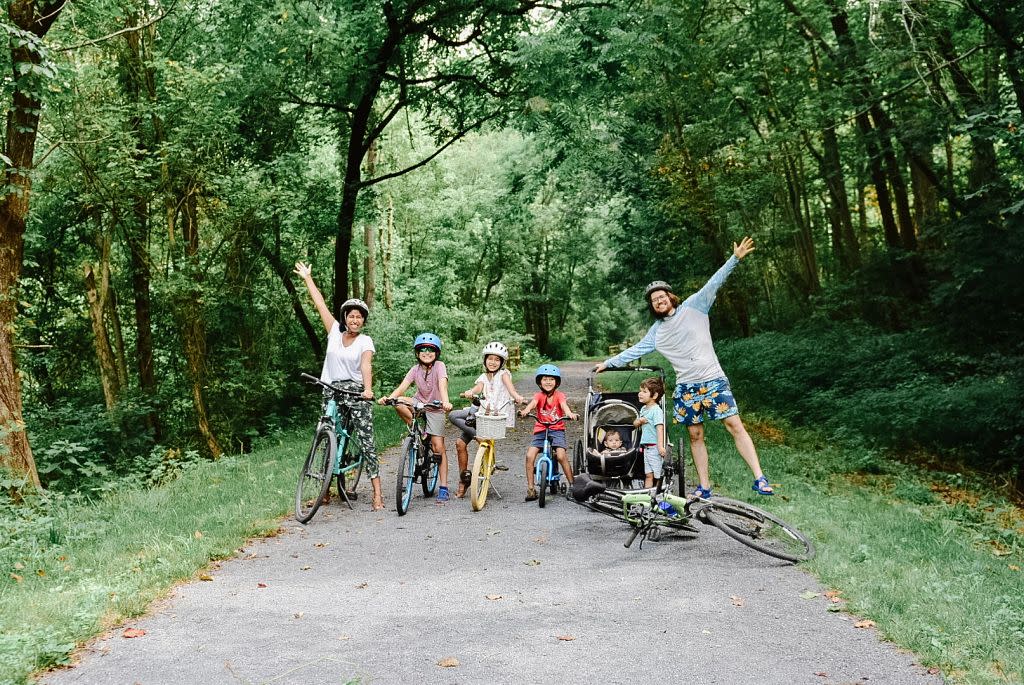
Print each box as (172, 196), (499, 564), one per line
(448, 407), (477, 444)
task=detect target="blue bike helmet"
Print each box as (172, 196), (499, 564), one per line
(413, 332), (442, 355)
(534, 363), (562, 388)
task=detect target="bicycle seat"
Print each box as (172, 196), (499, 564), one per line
(571, 474), (606, 501)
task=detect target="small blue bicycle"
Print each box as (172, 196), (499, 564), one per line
(527, 413), (574, 508)
(296, 372), (370, 523)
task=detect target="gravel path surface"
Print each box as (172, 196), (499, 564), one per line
(43, 362), (942, 685)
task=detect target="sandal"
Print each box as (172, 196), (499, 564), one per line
(525, 488), (538, 502)
(692, 485), (713, 500)
(436, 486), (450, 504)
(752, 475), (775, 495)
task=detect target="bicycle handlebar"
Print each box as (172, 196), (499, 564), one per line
(523, 413), (575, 426)
(382, 397), (443, 411)
(300, 372), (372, 400)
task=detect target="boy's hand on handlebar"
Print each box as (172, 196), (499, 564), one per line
(634, 417), (647, 426)
(567, 412), (579, 421)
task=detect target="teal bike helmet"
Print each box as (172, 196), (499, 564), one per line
(534, 363), (562, 388)
(413, 332), (442, 355)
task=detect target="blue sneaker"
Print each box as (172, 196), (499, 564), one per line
(436, 486), (450, 504)
(692, 485), (713, 500)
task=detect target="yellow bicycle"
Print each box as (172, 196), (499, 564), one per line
(468, 398), (511, 511)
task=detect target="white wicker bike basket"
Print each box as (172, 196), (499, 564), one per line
(475, 413), (507, 440)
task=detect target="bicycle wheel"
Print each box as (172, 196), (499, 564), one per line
(573, 439), (584, 474)
(337, 428), (363, 500)
(538, 460), (550, 508)
(700, 497), (815, 563)
(422, 450), (439, 497)
(673, 441), (686, 496)
(295, 427), (335, 523)
(396, 437), (416, 516)
(470, 441), (493, 512)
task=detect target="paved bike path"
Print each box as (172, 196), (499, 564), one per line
(44, 362), (941, 685)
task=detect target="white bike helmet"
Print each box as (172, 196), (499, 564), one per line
(481, 341), (509, 365)
(340, 298), (369, 321)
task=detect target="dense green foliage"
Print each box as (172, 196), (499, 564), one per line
(0, 0), (1019, 491)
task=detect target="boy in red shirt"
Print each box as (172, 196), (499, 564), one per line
(518, 364), (578, 501)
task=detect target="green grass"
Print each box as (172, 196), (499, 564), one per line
(0, 405), (408, 685)
(4, 366), (1021, 684)
(624, 346), (1024, 685)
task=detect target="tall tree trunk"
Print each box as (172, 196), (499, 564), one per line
(0, 0), (64, 488)
(122, 12), (162, 435)
(870, 107), (917, 251)
(253, 229), (322, 362)
(382, 194), (394, 309)
(178, 190), (222, 458)
(84, 261), (121, 410)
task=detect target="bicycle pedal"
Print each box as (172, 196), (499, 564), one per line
(345, 491), (358, 501)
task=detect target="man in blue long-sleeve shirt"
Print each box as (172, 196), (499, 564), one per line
(595, 237), (775, 498)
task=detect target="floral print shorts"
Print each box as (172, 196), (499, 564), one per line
(673, 377), (739, 425)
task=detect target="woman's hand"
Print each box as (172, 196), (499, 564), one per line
(733, 236), (756, 260)
(593, 362), (607, 373)
(293, 261), (312, 279)
(377, 396), (389, 406)
(361, 389), (374, 400)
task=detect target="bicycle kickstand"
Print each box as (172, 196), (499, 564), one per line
(338, 487), (356, 510)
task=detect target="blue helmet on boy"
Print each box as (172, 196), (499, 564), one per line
(534, 363), (561, 388)
(413, 332), (442, 355)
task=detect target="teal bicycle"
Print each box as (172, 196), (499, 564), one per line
(295, 372), (370, 523)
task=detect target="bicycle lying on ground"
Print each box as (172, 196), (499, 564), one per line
(382, 397), (444, 515)
(571, 474), (815, 562)
(295, 372), (371, 523)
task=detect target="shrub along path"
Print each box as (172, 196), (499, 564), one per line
(43, 362), (940, 684)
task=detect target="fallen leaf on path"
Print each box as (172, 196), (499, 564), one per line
(10, 573), (22, 582)
(13, 562), (23, 570)
(257, 582), (268, 588)
(198, 573), (213, 581)
(194, 530), (203, 539)
(556, 635), (576, 641)
(485, 594), (502, 600)
(122, 628), (146, 638)
(814, 672), (828, 677)
(437, 656), (460, 668)
(824, 590), (842, 599)
(300, 566), (311, 571)
(799, 591), (820, 600)
(314, 542), (329, 548)
(927, 667), (941, 675)
(338, 635), (351, 640)
(486, 529), (501, 536)
(36, 569), (46, 577)
(293, 612), (304, 619)
(533, 535), (548, 544)
(356, 582), (368, 589)
(730, 595), (744, 607)
(853, 620), (876, 629)
(524, 559), (541, 566)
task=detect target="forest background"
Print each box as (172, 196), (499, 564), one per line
(0, 0), (1020, 498)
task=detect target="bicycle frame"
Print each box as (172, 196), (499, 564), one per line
(387, 397), (442, 514)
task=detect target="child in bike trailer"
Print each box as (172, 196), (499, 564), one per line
(634, 376), (667, 489)
(293, 261), (384, 511)
(518, 364), (578, 502)
(450, 341), (526, 498)
(380, 333), (454, 503)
